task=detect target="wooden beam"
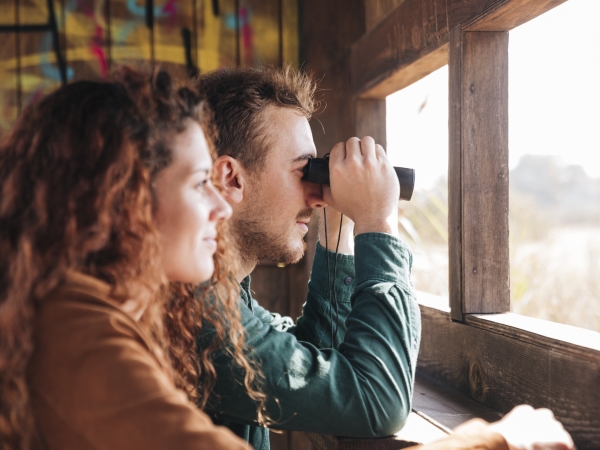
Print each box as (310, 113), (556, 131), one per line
(350, 0), (567, 98)
(418, 303), (600, 449)
(358, 43), (448, 100)
(449, 28), (509, 318)
(464, 0), (568, 31)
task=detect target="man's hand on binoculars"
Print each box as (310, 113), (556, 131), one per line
(323, 136), (399, 238)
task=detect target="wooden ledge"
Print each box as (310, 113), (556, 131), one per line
(418, 301), (600, 448)
(465, 313), (600, 362)
(306, 372), (503, 449)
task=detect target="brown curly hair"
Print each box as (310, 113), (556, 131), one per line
(0, 67), (267, 450)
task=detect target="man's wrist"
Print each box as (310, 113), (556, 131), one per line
(318, 226), (355, 254)
(354, 216), (399, 238)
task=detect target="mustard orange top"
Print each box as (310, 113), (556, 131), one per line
(27, 272), (248, 450)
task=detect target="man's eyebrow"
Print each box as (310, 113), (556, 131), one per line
(291, 153), (316, 164)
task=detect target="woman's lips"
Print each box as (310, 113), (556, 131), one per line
(203, 237), (217, 251)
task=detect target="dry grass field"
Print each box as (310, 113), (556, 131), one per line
(398, 177), (600, 333)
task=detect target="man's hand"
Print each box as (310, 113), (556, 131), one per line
(489, 405), (574, 450)
(322, 136), (399, 237)
(317, 207), (355, 254)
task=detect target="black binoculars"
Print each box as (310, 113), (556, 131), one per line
(302, 153), (415, 201)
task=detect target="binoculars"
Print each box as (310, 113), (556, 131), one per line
(302, 153), (415, 201)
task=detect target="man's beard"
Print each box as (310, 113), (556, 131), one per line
(231, 206), (312, 268)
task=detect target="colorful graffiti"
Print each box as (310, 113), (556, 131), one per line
(0, 0), (299, 137)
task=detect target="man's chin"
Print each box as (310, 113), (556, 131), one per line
(279, 239), (307, 265)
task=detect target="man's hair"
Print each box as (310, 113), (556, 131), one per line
(193, 65), (319, 172)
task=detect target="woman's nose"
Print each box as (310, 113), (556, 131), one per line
(209, 185), (233, 221)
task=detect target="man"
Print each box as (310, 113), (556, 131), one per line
(193, 65), (420, 450)
(192, 66), (574, 450)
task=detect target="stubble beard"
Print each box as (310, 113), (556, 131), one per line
(231, 205), (312, 268)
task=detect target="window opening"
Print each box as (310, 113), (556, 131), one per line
(387, 65), (449, 302)
(509, 0), (600, 331)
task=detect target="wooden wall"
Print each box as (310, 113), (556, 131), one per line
(0, 0), (299, 137)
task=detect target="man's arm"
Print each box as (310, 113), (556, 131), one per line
(201, 232), (421, 437)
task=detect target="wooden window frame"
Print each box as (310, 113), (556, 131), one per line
(349, 0), (600, 447)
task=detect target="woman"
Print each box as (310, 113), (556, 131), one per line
(0, 68), (261, 449)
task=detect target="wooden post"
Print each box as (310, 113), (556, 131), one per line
(355, 99), (386, 147)
(448, 27), (509, 320)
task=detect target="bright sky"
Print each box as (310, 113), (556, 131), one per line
(386, 0), (600, 190)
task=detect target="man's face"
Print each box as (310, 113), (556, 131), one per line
(232, 106), (325, 265)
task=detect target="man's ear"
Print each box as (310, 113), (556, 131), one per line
(213, 155), (246, 205)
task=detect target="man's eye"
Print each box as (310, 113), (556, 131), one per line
(196, 179), (208, 189)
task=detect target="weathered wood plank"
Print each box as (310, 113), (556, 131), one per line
(418, 304), (600, 449)
(460, 31), (509, 314)
(464, 0), (568, 31)
(359, 42), (447, 100)
(364, 0), (405, 33)
(465, 313), (600, 362)
(413, 372), (501, 430)
(355, 99), (386, 147)
(447, 26), (462, 320)
(350, 0), (566, 98)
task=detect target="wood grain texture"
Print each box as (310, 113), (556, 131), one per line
(365, 0), (406, 32)
(350, 0), (566, 97)
(464, 0), (568, 31)
(355, 99), (386, 147)
(447, 26), (462, 321)
(359, 42), (447, 99)
(413, 372), (501, 430)
(460, 31), (509, 314)
(307, 433), (418, 450)
(418, 304), (600, 449)
(465, 313), (600, 361)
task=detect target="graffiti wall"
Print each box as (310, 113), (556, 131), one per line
(0, 0), (299, 136)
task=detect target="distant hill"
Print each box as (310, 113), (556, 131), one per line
(511, 155), (600, 224)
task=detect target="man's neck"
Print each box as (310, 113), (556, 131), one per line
(235, 258), (256, 283)
(232, 237), (258, 283)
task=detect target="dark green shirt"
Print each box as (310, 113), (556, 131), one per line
(198, 233), (421, 450)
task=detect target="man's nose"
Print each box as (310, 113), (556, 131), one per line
(304, 181), (327, 209)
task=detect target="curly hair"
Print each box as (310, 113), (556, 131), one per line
(0, 67), (267, 450)
(192, 64), (320, 173)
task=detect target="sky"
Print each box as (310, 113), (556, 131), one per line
(386, 0), (600, 190)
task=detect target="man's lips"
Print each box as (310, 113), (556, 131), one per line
(296, 219), (310, 232)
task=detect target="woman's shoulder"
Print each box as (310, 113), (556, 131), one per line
(29, 272), (162, 399)
(35, 271), (148, 341)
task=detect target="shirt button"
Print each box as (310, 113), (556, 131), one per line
(344, 276), (353, 285)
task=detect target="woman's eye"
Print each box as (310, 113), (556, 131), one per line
(195, 179), (208, 189)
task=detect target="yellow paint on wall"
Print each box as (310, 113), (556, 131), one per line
(198, 0), (222, 72)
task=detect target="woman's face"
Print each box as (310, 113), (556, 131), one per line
(153, 121), (232, 283)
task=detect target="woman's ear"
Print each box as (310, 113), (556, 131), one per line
(213, 156), (245, 205)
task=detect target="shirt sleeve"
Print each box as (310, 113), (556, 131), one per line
(202, 233), (422, 438)
(28, 298), (248, 450)
(247, 242), (355, 346)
